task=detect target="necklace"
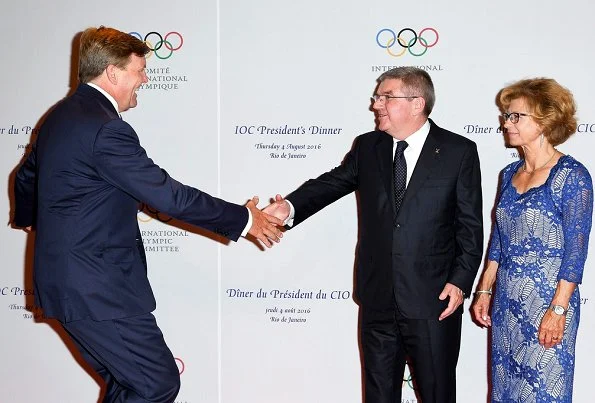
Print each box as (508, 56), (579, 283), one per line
(522, 151), (557, 174)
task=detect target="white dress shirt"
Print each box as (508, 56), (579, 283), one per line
(285, 120), (431, 226)
(393, 119), (430, 187)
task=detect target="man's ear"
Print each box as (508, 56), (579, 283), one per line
(105, 65), (118, 85)
(413, 96), (426, 115)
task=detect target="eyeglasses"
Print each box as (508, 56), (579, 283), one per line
(501, 112), (532, 124)
(371, 94), (420, 104)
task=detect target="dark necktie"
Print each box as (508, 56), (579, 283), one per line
(393, 140), (408, 214)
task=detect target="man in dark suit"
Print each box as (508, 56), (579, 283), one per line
(264, 67), (483, 402)
(12, 26), (282, 403)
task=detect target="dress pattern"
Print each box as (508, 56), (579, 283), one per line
(488, 155), (593, 403)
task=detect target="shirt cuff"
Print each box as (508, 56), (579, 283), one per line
(241, 207), (252, 237)
(285, 200), (296, 227)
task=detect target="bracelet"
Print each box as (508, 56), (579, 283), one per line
(474, 290), (492, 296)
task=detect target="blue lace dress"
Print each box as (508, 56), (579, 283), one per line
(488, 155), (593, 403)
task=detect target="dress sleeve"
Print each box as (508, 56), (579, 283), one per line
(487, 166), (512, 264)
(487, 217), (501, 263)
(558, 164), (594, 283)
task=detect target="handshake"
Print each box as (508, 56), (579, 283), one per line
(245, 194), (291, 248)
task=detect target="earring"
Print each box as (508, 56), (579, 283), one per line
(540, 133), (544, 148)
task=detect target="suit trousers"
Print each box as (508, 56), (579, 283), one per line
(361, 306), (461, 403)
(62, 312), (180, 403)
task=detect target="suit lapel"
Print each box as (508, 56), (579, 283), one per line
(374, 132), (395, 212)
(399, 123), (442, 213)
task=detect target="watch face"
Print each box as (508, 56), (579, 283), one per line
(553, 305), (565, 315)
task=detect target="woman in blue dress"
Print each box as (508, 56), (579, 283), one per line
(471, 78), (593, 402)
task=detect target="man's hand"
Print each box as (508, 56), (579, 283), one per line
(438, 283), (464, 321)
(246, 196), (283, 248)
(262, 194), (291, 222)
(12, 225), (32, 233)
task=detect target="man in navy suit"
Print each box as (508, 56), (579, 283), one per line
(264, 67), (483, 402)
(13, 26), (282, 402)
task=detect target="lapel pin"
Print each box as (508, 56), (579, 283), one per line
(435, 148), (440, 154)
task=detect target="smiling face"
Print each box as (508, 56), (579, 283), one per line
(112, 54), (148, 112)
(372, 78), (425, 139)
(503, 98), (543, 148)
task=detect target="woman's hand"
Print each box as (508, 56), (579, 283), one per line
(538, 310), (566, 348)
(471, 293), (492, 328)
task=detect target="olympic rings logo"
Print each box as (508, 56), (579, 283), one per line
(175, 357), (185, 375)
(403, 374), (416, 390)
(376, 27), (439, 57)
(129, 31), (184, 60)
(402, 365), (417, 391)
(137, 203), (173, 223)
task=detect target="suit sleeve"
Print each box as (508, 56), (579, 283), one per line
(93, 119), (248, 241)
(448, 142), (483, 296)
(286, 139), (359, 227)
(13, 144), (37, 228)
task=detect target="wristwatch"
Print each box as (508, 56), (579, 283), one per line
(550, 304), (568, 315)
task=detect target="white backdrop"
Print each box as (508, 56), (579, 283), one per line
(2, 1), (595, 402)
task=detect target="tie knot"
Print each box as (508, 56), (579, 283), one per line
(396, 141), (408, 156)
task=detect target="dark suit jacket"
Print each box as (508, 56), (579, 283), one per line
(286, 120), (483, 318)
(14, 84), (248, 323)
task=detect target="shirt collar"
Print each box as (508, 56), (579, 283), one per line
(87, 82), (120, 115)
(393, 119), (430, 149)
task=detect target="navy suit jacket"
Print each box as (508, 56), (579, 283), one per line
(286, 121), (483, 318)
(14, 84), (248, 323)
